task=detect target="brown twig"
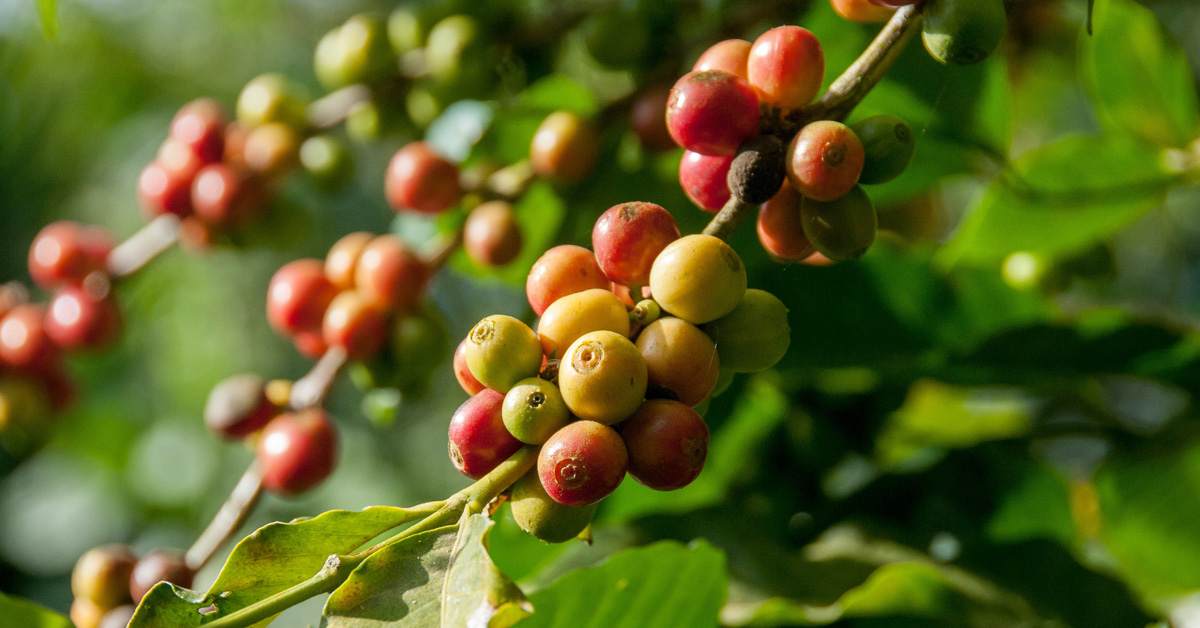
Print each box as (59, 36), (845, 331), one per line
(185, 462), (265, 572)
(106, 214), (182, 278)
(289, 345), (350, 410)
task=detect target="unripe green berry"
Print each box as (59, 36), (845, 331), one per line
(236, 74), (308, 129)
(631, 299), (661, 325)
(510, 470), (598, 543)
(558, 330), (647, 425)
(502, 378), (570, 444)
(922, 0), (1007, 66)
(705, 289), (791, 373)
(465, 315), (543, 393)
(313, 14), (394, 91)
(300, 135), (353, 188)
(389, 306), (450, 396)
(851, 114), (916, 185)
(649, 234), (746, 325)
(800, 185), (877, 261)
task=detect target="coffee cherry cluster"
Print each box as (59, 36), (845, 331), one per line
(447, 201), (791, 543)
(68, 545), (194, 628)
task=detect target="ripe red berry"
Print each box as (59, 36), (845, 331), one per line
(786, 120), (865, 202)
(448, 389), (523, 479)
(257, 409), (339, 496)
(591, 202), (680, 287)
(0, 304), (59, 371)
(137, 161), (194, 218)
(463, 200), (523, 267)
(266, 259), (339, 336)
(191, 164), (265, 228)
(322, 291), (386, 361)
(679, 151), (733, 212)
(129, 549), (194, 604)
(832, 0), (895, 22)
(757, 181), (815, 261)
(525, 245), (609, 316)
(453, 338), (487, 396)
(692, 39), (752, 80)
(622, 399), (709, 491)
(537, 420), (627, 507)
(666, 70), (761, 156)
(530, 111), (599, 182)
(385, 142), (462, 214)
(27, 222), (112, 289)
(293, 329), (330, 360)
(156, 138), (206, 181)
(747, 26), (825, 110)
(45, 285), (121, 352)
(630, 88), (675, 152)
(204, 374), (277, 440)
(169, 98), (227, 164)
(354, 235), (430, 313)
(325, 232), (374, 292)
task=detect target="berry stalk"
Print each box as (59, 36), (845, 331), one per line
(183, 462), (265, 572)
(105, 214), (183, 278)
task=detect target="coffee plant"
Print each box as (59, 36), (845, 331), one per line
(4, 0), (1200, 627)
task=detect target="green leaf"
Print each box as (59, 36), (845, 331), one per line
(0, 592), (71, 628)
(35, 0), (57, 37)
(1082, 0), (1200, 147)
(940, 136), (1175, 265)
(514, 540), (726, 628)
(518, 75), (599, 117)
(323, 514), (531, 627)
(130, 505), (436, 627)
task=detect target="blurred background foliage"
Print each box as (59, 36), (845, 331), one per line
(4, 0), (1200, 626)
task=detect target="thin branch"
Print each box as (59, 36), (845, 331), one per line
(185, 462), (264, 572)
(106, 215), (182, 278)
(289, 346), (349, 410)
(425, 229), (465, 270)
(702, 196), (757, 242)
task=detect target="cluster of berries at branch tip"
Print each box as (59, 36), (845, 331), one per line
(69, 545), (195, 628)
(449, 201), (791, 543)
(0, 220), (126, 454)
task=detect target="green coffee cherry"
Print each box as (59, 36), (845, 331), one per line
(510, 471), (598, 543)
(465, 315), (544, 393)
(852, 115), (916, 185)
(314, 14), (395, 91)
(390, 307), (450, 396)
(922, 0), (1007, 66)
(425, 15), (482, 83)
(300, 135), (353, 188)
(387, 8), (425, 54)
(502, 378), (570, 444)
(705, 289), (791, 373)
(711, 369), (735, 398)
(236, 74), (309, 129)
(800, 185), (877, 261)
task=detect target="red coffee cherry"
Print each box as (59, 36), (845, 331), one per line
(530, 111), (599, 182)
(666, 70), (761, 156)
(71, 544), (137, 608)
(747, 26), (825, 110)
(138, 161), (194, 218)
(45, 285), (122, 352)
(592, 202), (680, 286)
(204, 374), (277, 440)
(453, 338), (487, 396)
(630, 88), (675, 152)
(635, 317), (719, 407)
(156, 138), (206, 181)
(832, 0), (895, 22)
(27, 222), (113, 289)
(692, 39), (752, 80)
(463, 200), (523, 267)
(129, 548), (194, 604)
(525, 245), (609, 316)
(0, 304), (59, 371)
(679, 151), (734, 212)
(757, 181), (815, 261)
(266, 259), (338, 336)
(192, 164), (265, 228)
(536, 288), (631, 358)
(447, 389), (523, 479)
(354, 235), (430, 313)
(322, 291), (386, 361)
(170, 98), (227, 164)
(385, 142), (462, 214)
(293, 329), (330, 360)
(622, 399), (709, 491)
(557, 330), (647, 425)
(537, 420), (627, 507)
(325, 232), (374, 291)
(786, 120), (865, 202)
(257, 409), (339, 496)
